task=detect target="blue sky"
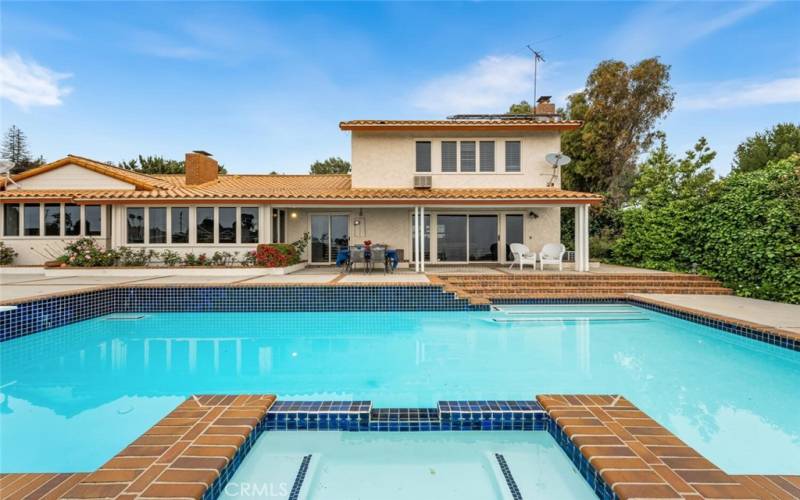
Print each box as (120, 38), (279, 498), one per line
(1, 1), (798, 175)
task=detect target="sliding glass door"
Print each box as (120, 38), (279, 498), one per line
(436, 214), (498, 263)
(505, 214), (524, 261)
(311, 214), (349, 263)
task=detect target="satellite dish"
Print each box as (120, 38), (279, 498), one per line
(0, 160), (20, 189)
(545, 153), (571, 168)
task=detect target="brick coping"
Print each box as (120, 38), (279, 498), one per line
(2, 395), (798, 499)
(58, 395), (275, 500)
(538, 394), (799, 499)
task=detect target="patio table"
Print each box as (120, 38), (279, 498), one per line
(336, 248), (399, 270)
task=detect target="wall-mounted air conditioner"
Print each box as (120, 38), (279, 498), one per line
(413, 175), (432, 189)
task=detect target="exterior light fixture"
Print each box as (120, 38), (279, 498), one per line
(290, 212), (298, 219)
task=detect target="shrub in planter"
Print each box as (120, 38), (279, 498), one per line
(183, 253), (210, 266)
(255, 244), (298, 267)
(0, 242), (17, 265)
(57, 238), (118, 267)
(117, 247), (158, 266)
(211, 251), (238, 266)
(160, 250), (182, 267)
(241, 250), (257, 267)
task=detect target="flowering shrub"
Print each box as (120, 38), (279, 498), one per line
(0, 242), (17, 265)
(117, 247), (158, 266)
(241, 250), (257, 267)
(255, 244), (298, 267)
(57, 238), (118, 267)
(211, 251), (238, 266)
(183, 253), (209, 266)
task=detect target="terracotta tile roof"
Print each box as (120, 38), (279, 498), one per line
(1, 156), (602, 205)
(340, 119), (582, 131)
(0, 173), (601, 204)
(1, 155), (173, 190)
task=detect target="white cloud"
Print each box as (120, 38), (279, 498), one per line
(411, 55), (535, 114)
(0, 52), (72, 109)
(609, 2), (771, 58)
(680, 77), (800, 110)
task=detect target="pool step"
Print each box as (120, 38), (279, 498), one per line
(266, 400), (546, 431)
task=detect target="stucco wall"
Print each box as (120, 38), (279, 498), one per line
(350, 130), (562, 189)
(14, 164), (136, 190)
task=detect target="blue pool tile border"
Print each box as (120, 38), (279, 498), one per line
(546, 417), (616, 500)
(264, 400), (546, 432)
(0, 285), (484, 342)
(2, 287), (796, 352)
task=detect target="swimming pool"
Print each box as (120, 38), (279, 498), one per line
(1, 305), (798, 473)
(219, 431), (597, 500)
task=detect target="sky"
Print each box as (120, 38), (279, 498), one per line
(1, 1), (798, 176)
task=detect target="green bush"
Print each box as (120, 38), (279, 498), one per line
(0, 242), (17, 265)
(160, 250), (182, 266)
(57, 238), (118, 267)
(117, 247), (158, 266)
(612, 154), (800, 303)
(696, 156), (800, 302)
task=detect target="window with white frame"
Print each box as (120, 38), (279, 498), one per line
(479, 141), (495, 172)
(505, 141), (521, 172)
(416, 141), (432, 172)
(2, 203), (102, 238)
(460, 141), (476, 172)
(171, 207), (189, 243)
(441, 141), (457, 172)
(240, 207), (259, 243)
(196, 207), (215, 243)
(148, 207), (167, 244)
(126, 207), (145, 244)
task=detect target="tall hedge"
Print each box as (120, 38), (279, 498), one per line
(612, 155), (800, 303)
(696, 156), (800, 302)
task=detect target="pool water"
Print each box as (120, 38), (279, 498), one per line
(1, 306), (798, 473)
(218, 431), (597, 500)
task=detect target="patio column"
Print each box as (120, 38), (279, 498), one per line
(420, 206), (425, 273)
(574, 205), (590, 272)
(414, 206), (420, 273)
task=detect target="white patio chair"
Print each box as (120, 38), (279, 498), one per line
(508, 243), (537, 270)
(539, 243), (566, 271)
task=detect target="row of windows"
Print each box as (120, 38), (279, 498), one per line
(3, 203), (102, 237)
(416, 140), (521, 173)
(126, 206), (259, 245)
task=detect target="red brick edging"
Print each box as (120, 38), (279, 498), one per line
(538, 394), (791, 499)
(60, 395), (275, 500)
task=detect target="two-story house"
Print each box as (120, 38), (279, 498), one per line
(0, 99), (600, 270)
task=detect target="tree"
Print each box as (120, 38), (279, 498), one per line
(561, 58), (675, 206)
(119, 155), (226, 174)
(732, 123), (800, 173)
(309, 157), (350, 174)
(507, 101), (533, 114)
(611, 137), (717, 271)
(1, 125), (46, 173)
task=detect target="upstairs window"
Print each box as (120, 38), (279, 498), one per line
(479, 141), (495, 172)
(415, 141), (431, 172)
(441, 141), (457, 172)
(460, 141), (476, 172)
(505, 141), (521, 172)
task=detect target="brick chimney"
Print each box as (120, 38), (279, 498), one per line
(185, 150), (218, 185)
(535, 96), (556, 115)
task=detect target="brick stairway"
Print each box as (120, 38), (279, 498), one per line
(433, 273), (732, 301)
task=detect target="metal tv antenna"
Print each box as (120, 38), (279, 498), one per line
(0, 160), (19, 189)
(526, 46), (545, 109)
(544, 153), (571, 187)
